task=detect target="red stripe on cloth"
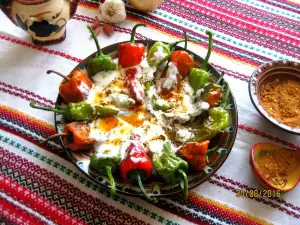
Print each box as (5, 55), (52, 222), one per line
(2, 81), (299, 155)
(238, 124), (300, 151)
(213, 174), (300, 212)
(0, 29), (253, 85)
(0, 86), (52, 108)
(0, 197), (44, 225)
(0, 173), (86, 225)
(155, 205), (210, 225)
(186, 193), (266, 225)
(258, 0), (300, 14)
(0, 81), (56, 106)
(169, 0), (300, 39)
(211, 63), (250, 82)
(75, 13), (268, 73)
(125, 13), (267, 66)
(2, 107), (299, 214)
(73, 14), (150, 40)
(0, 106), (56, 138)
(0, 34), (82, 63)
(0, 147), (148, 225)
(78, 2), (268, 66)
(209, 0), (300, 27)
(208, 179), (300, 219)
(162, 1), (300, 59)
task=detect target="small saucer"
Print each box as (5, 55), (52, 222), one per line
(250, 143), (300, 192)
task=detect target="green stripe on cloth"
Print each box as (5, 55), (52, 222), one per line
(238, 0), (300, 19)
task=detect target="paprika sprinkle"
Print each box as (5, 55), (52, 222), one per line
(259, 79), (300, 128)
(256, 148), (292, 187)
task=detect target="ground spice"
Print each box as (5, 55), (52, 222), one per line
(256, 148), (291, 187)
(259, 79), (300, 128)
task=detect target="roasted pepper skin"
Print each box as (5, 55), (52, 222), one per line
(87, 55), (117, 76)
(90, 154), (121, 174)
(188, 30), (214, 92)
(189, 107), (229, 142)
(94, 106), (119, 118)
(120, 135), (152, 182)
(189, 68), (210, 91)
(119, 43), (145, 68)
(153, 142), (189, 198)
(29, 101), (118, 121)
(62, 121), (95, 151)
(119, 135), (157, 202)
(203, 84), (222, 107)
(87, 26), (117, 76)
(177, 140), (210, 171)
(59, 70), (93, 103)
(171, 50), (195, 78)
(147, 42), (170, 68)
(64, 102), (94, 121)
(147, 40), (186, 68)
(90, 152), (121, 196)
(118, 24), (146, 68)
(153, 142), (188, 184)
(189, 81), (230, 142)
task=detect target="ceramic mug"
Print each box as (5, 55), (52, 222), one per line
(0, 0), (79, 45)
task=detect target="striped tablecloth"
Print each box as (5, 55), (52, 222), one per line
(1, 0), (300, 224)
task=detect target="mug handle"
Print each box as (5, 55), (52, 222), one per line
(68, 0), (79, 19)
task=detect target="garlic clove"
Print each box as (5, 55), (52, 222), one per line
(93, 26), (101, 36)
(103, 23), (115, 36)
(91, 20), (99, 29)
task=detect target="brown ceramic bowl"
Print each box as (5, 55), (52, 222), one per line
(249, 60), (300, 135)
(54, 40), (238, 198)
(250, 143), (300, 192)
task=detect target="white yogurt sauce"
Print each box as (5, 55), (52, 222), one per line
(162, 62), (178, 90)
(150, 46), (168, 65)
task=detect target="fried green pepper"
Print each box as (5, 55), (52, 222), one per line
(86, 26), (117, 76)
(153, 142), (189, 199)
(30, 101), (93, 121)
(90, 151), (121, 196)
(153, 99), (170, 111)
(94, 106), (119, 118)
(147, 39), (186, 68)
(189, 81), (230, 142)
(189, 30), (214, 92)
(144, 81), (152, 92)
(30, 101), (119, 121)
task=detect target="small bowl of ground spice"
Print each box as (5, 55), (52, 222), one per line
(250, 143), (300, 192)
(249, 60), (300, 134)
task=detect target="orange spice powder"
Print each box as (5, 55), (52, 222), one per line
(259, 79), (300, 128)
(256, 148), (291, 187)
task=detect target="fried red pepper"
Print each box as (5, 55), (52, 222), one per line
(62, 121), (95, 151)
(160, 32), (195, 95)
(125, 67), (144, 105)
(203, 84), (222, 107)
(118, 24), (146, 68)
(119, 135), (157, 202)
(177, 140), (210, 171)
(170, 50), (194, 79)
(48, 70), (93, 103)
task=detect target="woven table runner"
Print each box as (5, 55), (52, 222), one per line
(0, 0), (299, 224)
